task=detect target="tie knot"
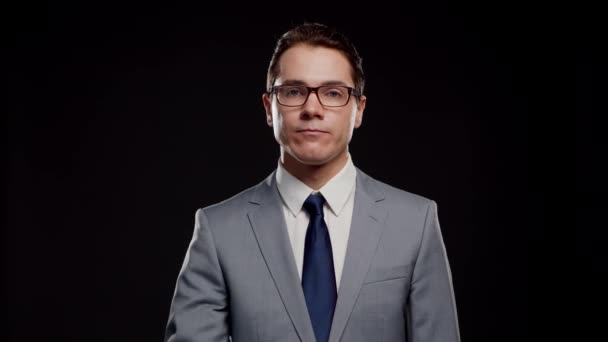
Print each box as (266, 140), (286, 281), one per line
(303, 193), (325, 217)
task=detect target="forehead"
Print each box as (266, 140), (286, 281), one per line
(276, 44), (353, 86)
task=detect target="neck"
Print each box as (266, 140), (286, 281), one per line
(280, 149), (349, 190)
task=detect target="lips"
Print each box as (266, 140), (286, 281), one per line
(297, 129), (328, 133)
(296, 129), (328, 137)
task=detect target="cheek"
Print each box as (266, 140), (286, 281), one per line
(271, 112), (283, 140)
(273, 112), (294, 143)
(339, 112), (357, 137)
(348, 108), (359, 127)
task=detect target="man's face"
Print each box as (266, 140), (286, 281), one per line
(263, 44), (366, 167)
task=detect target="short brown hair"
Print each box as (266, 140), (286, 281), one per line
(266, 23), (365, 96)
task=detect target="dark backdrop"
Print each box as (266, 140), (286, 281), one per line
(5, 3), (566, 341)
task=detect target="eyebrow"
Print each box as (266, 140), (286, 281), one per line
(280, 79), (352, 87)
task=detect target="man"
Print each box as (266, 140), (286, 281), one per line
(165, 23), (460, 342)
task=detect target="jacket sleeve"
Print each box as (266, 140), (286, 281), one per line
(165, 208), (230, 342)
(407, 200), (461, 342)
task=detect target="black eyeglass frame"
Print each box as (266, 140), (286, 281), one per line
(268, 85), (362, 107)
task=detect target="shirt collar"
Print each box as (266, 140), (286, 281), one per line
(276, 153), (357, 217)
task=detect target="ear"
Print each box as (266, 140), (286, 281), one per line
(354, 95), (366, 128)
(262, 93), (273, 127)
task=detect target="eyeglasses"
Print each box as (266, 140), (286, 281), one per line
(269, 85), (360, 107)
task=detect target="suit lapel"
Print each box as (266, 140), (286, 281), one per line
(329, 168), (387, 342)
(247, 172), (316, 342)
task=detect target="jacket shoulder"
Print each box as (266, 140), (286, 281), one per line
(358, 169), (435, 214)
(195, 171), (273, 224)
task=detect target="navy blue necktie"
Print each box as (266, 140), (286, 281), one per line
(302, 193), (337, 342)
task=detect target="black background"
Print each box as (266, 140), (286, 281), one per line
(4, 3), (577, 341)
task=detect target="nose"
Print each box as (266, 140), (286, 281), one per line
(300, 90), (324, 120)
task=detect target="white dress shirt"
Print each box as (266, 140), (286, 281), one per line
(275, 153), (357, 288)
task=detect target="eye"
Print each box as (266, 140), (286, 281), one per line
(322, 87), (346, 98)
(280, 86), (306, 97)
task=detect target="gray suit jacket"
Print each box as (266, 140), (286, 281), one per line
(165, 168), (460, 342)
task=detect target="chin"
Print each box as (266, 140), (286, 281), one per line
(289, 148), (336, 166)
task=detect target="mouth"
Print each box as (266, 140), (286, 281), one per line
(297, 129), (328, 133)
(296, 129), (328, 137)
